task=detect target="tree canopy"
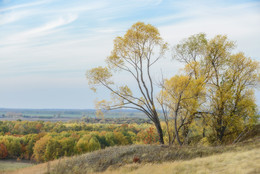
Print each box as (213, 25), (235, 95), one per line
(87, 22), (168, 144)
(166, 33), (260, 144)
(87, 22), (259, 145)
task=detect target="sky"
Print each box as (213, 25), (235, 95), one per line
(0, 0), (260, 109)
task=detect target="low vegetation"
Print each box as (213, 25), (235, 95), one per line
(101, 147), (260, 174)
(52, 138), (259, 174)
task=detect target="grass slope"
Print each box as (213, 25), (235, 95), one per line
(52, 137), (259, 174)
(102, 148), (260, 174)
(4, 137), (260, 174)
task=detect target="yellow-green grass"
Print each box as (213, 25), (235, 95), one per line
(50, 137), (259, 174)
(101, 148), (260, 174)
(1, 159), (65, 174)
(0, 161), (34, 173)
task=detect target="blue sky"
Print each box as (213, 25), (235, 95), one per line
(0, 0), (260, 109)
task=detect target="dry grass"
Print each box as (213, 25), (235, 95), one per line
(4, 137), (260, 174)
(101, 148), (260, 174)
(51, 137), (260, 174)
(0, 161), (34, 173)
(0, 159), (66, 174)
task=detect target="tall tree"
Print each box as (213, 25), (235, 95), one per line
(158, 70), (205, 145)
(86, 22), (168, 144)
(173, 33), (260, 143)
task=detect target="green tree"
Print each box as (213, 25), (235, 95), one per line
(3, 136), (22, 158)
(76, 134), (101, 153)
(173, 33), (260, 143)
(44, 138), (62, 161)
(59, 137), (76, 156)
(159, 73), (205, 145)
(25, 134), (36, 160)
(86, 22), (168, 144)
(33, 135), (50, 162)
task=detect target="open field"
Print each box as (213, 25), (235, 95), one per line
(0, 161), (55, 174)
(0, 160), (34, 173)
(0, 108), (147, 122)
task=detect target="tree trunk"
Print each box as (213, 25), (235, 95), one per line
(217, 126), (226, 142)
(216, 116), (226, 143)
(173, 105), (182, 146)
(174, 115), (182, 146)
(153, 113), (164, 144)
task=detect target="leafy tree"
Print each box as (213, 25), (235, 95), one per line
(0, 121), (9, 134)
(137, 127), (159, 144)
(33, 135), (50, 162)
(76, 134), (101, 153)
(87, 136), (101, 152)
(104, 132), (116, 146)
(2, 136), (22, 158)
(96, 132), (109, 148)
(44, 138), (62, 161)
(159, 73), (205, 145)
(86, 22), (168, 144)
(173, 33), (260, 143)
(59, 137), (76, 156)
(113, 132), (129, 145)
(25, 134), (37, 159)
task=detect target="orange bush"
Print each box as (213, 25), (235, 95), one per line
(0, 143), (8, 159)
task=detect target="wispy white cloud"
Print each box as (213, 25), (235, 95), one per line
(0, 0), (49, 12)
(22, 14), (78, 36)
(0, 14), (78, 46)
(158, 1), (260, 58)
(46, 1), (108, 14)
(0, 10), (33, 25)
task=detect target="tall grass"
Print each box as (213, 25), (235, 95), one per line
(103, 148), (260, 174)
(51, 137), (259, 174)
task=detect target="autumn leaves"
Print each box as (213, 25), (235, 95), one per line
(86, 22), (259, 145)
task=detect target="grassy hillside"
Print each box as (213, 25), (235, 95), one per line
(4, 137), (259, 174)
(51, 137), (260, 174)
(102, 148), (260, 174)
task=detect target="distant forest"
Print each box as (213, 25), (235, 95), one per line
(0, 108), (147, 120)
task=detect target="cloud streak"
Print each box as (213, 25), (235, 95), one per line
(0, 14), (78, 46)
(0, 0), (50, 12)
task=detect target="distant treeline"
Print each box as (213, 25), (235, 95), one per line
(81, 117), (152, 124)
(0, 108), (146, 119)
(0, 120), (158, 162)
(0, 120), (259, 163)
